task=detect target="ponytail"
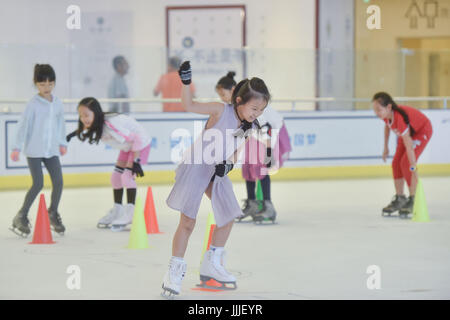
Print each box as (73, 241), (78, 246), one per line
(373, 92), (416, 137)
(216, 71), (237, 90)
(392, 104), (416, 137)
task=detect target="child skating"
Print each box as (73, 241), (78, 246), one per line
(242, 106), (292, 223)
(68, 97), (151, 230)
(372, 92), (433, 218)
(10, 64), (67, 237)
(215, 71), (292, 223)
(162, 62), (271, 298)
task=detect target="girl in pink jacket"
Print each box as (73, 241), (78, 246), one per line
(70, 97), (151, 231)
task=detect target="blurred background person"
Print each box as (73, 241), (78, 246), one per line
(153, 56), (196, 112)
(108, 55), (130, 113)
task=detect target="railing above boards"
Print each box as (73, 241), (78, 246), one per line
(0, 96), (448, 113)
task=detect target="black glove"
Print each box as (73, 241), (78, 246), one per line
(178, 61), (192, 85)
(265, 147), (273, 168)
(66, 130), (77, 142)
(132, 158), (144, 177)
(233, 120), (253, 138)
(214, 160), (234, 177)
(260, 123), (272, 138)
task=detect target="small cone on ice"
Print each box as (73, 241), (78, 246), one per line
(127, 197), (149, 249)
(144, 186), (162, 234)
(412, 180), (430, 222)
(29, 194), (55, 244)
(200, 212), (216, 263)
(256, 179), (263, 211)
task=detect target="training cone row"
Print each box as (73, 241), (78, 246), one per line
(127, 187), (163, 249)
(29, 194), (55, 244)
(412, 180), (430, 222)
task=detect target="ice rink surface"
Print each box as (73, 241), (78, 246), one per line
(1, 177), (449, 300)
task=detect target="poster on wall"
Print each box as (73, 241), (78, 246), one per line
(68, 12), (133, 101)
(166, 5), (246, 98)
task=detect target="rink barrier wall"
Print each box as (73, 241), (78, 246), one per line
(1, 164), (450, 190)
(2, 110), (449, 190)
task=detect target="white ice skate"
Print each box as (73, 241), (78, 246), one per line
(161, 257), (187, 299)
(198, 248), (237, 290)
(110, 203), (134, 232)
(97, 204), (123, 229)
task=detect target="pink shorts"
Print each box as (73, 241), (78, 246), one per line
(117, 144), (151, 164)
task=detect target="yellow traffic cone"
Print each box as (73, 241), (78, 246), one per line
(412, 180), (430, 222)
(127, 197), (150, 249)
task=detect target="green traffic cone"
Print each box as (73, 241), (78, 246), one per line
(127, 197), (150, 249)
(256, 179), (263, 211)
(412, 180), (430, 222)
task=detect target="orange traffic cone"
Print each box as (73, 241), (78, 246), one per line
(206, 224), (216, 251)
(200, 212), (216, 265)
(144, 186), (162, 234)
(192, 214), (219, 292)
(29, 194), (55, 244)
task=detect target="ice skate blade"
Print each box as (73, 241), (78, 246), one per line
(161, 291), (177, 300)
(381, 211), (396, 217)
(50, 227), (65, 236)
(97, 223), (111, 229)
(110, 225), (128, 232)
(398, 213), (411, 220)
(235, 216), (254, 223)
(253, 218), (277, 225)
(9, 227), (29, 238)
(196, 283), (237, 291)
(196, 277), (237, 291)
(161, 284), (179, 299)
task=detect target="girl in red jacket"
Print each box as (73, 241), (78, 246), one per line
(372, 92), (433, 218)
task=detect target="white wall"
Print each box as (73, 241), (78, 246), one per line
(0, 0), (316, 106)
(0, 0), (315, 47)
(318, 0), (354, 110)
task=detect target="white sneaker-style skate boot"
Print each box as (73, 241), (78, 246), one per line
(110, 203), (134, 232)
(97, 204), (123, 229)
(161, 257), (187, 299)
(198, 247), (237, 290)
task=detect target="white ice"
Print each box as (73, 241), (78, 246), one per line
(1, 177), (449, 299)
